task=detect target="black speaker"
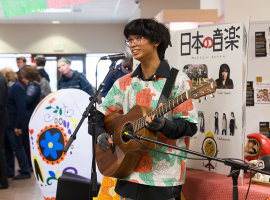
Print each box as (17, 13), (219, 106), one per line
(56, 172), (101, 200)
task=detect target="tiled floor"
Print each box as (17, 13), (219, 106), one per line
(0, 161), (44, 200)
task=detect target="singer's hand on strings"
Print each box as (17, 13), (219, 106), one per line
(97, 133), (113, 152)
(145, 103), (165, 131)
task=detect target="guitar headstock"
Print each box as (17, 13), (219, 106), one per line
(188, 78), (217, 100)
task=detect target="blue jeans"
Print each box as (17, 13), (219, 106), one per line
(214, 126), (219, 135)
(5, 128), (30, 176)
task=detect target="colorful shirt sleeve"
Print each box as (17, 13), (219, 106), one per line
(97, 80), (125, 116)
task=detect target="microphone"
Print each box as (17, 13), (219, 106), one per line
(100, 52), (131, 61)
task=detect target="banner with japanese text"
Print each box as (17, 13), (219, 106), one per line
(165, 18), (250, 181)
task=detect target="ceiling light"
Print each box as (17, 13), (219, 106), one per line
(44, 9), (72, 13)
(52, 21), (60, 24)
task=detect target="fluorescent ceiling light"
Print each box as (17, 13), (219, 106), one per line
(52, 21), (60, 24)
(44, 8), (72, 13)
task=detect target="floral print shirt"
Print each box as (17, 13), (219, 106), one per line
(97, 60), (198, 187)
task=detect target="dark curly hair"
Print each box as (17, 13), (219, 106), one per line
(20, 66), (40, 83)
(124, 18), (171, 60)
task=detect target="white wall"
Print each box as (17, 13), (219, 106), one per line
(246, 21), (270, 134)
(201, 0), (224, 17)
(140, 0), (200, 18)
(0, 24), (126, 54)
(224, 0), (270, 23)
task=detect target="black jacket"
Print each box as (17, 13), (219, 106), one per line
(0, 73), (8, 126)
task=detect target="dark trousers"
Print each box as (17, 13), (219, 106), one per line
(5, 128), (30, 176)
(222, 129), (227, 135)
(22, 117), (32, 168)
(0, 124), (8, 187)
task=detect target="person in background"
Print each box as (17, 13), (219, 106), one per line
(20, 66), (41, 170)
(0, 71), (9, 189)
(101, 57), (133, 97)
(31, 55), (51, 100)
(0, 68), (31, 180)
(57, 58), (95, 97)
(16, 56), (28, 88)
(34, 55), (50, 82)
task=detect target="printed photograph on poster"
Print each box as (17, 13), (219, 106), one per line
(215, 63), (234, 89)
(221, 113), (228, 136)
(198, 111), (205, 133)
(229, 112), (237, 136)
(214, 112), (219, 135)
(254, 81), (270, 106)
(183, 64), (208, 86)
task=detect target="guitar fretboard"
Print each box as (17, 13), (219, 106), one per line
(132, 92), (188, 133)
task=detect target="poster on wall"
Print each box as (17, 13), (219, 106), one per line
(246, 81), (254, 106)
(255, 32), (267, 57)
(165, 18), (250, 180)
(259, 122), (270, 139)
(254, 81), (270, 106)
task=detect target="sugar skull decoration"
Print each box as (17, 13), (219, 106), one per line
(244, 133), (270, 163)
(29, 89), (103, 200)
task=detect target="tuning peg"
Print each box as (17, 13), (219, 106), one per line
(204, 96), (207, 100)
(211, 94), (215, 98)
(197, 98), (202, 103)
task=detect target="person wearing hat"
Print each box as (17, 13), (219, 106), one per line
(57, 58), (94, 97)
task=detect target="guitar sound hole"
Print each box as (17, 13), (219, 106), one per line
(121, 123), (133, 143)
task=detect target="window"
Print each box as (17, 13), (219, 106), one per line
(86, 53), (122, 88)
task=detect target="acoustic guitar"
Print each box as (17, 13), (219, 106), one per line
(95, 78), (217, 179)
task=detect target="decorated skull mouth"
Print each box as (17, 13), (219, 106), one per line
(245, 139), (259, 156)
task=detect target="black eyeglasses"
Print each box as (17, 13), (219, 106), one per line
(125, 37), (145, 47)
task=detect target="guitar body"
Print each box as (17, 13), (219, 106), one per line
(95, 105), (157, 179)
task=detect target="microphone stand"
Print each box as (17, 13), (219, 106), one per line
(126, 133), (270, 200)
(63, 60), (117, 200)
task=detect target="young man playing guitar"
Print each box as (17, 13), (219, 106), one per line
(91, 18), (198, 200)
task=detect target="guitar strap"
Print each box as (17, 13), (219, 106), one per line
(157, 67), (179, 107)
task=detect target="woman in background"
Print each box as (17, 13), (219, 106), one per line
(19, 66), (41, 170)
(222, 113), (227, 135)
(0, 68), (31, 180)
(229, 112), (237, 136)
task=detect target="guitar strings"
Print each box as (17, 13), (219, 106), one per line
(112, 92), (188, 141)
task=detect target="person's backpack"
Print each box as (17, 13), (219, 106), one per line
(58, 73), (102, 104)
(39, 77), (51, 100)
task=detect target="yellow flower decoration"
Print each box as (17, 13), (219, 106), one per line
(70, 117), (78, 129)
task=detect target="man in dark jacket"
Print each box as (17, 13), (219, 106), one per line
(101, 57), (133, 97)
(16, 56), (28, 88)
(0, 73), (9, 189)
(34, 55), (50, 82)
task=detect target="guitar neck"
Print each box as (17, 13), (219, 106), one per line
(133, 92), (189, 133)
